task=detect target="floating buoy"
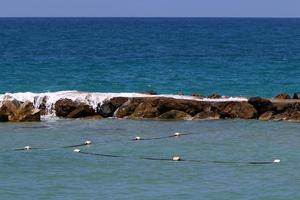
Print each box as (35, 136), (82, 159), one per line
(134, 136), (141, 140)
(174, 132), (181, 137)
(85, 140), (92, 145)
(74, 149), (81, 153)
(24, 146), (31, 150)
(172, 156), (181, 161)
(273, 159), (281, 163)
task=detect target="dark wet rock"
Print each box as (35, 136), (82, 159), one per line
(208, 93), (222, 99)
(193, 111), (220, 120)
(293, 92), (300, 99)
(97, 97), (128, 117)
(217, 102), (257, 119)
(248, 97), (274, 115)
(55, 98), (96, 118)
(158, 110), (191, 120)
(0, 114), (8, 122)
(0, 100), (40, 122)
(274, 93), (291, 99)
(259, 111), (274, 121)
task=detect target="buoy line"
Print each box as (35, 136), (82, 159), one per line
(131, 132), (193, 141)
(11, 140), (93, 152)
(73, 149), (281, 165)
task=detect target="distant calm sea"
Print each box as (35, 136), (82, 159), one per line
(0, 18), (300, 97)
(1, 18), (300, 200)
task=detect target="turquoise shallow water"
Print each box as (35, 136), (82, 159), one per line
(0, 18), (300, 97)
(0, 119), (299, 199)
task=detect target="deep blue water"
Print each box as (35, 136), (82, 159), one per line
(0, 18), (300, 97)
(1, 18), (300, 199)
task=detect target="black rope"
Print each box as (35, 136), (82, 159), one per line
(77, 151), (279, 165)
(131, 133), (194, 141)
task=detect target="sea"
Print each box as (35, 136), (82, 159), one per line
(0, 18), (300, 199)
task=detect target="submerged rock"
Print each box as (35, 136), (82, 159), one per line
(55, 98), (96, 118)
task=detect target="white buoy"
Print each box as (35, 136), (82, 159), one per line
(174, 132), (181, 137)
(172, 156), (181, 161)
(85, 140), (92, 145)
(74, 149), (81, 153)
(24, 146), (31, 150)
(273, 159), (281, 163)
(134, 136), (141, 140)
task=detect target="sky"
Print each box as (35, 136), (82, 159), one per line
(0, 0), (299, 17)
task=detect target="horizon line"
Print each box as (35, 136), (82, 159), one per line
(0, 16), (299, 19)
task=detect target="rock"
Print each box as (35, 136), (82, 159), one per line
(130, 100), (161, 118)
(115, 97), (205, 119)
(97, 97), (128, 117)
(114, 98), (142, 118)
(0, 113), (8, 122)
(271, 109), (300, 122)
(208, 93), (221, 99)
(142, 90), (157, 95)
(177, 92), (184, 95)
(158, 110), (191, 120)
(293, 92), (300, 99)
(193, 111), (220, 120)
(274, 93), (291, 99)
(0, 100), (40, 122)
(55, 99), (96, 118)
(217, 102), (257, 119)
(248, 97), (273, 115)
(191, 93), (205, 98)
(258, 111), (274, 121)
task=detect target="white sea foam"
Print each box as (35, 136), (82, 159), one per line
(0, 90), (248, 116)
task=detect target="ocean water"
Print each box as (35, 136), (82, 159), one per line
(0, 18), (300, 97)
(1, 18), (300, 199)
(0, 119), (299, 199)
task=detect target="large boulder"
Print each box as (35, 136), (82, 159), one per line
(55, 99), (96, 118)
(0, 100), (40, 122)
(115, 97), (206, 119)
(216, 101), (257, 119)
(158, 110), (191, 120)
(274, 93), (291, 99)
(97, 97), (128, 117)
(248, 97), (273, 115)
